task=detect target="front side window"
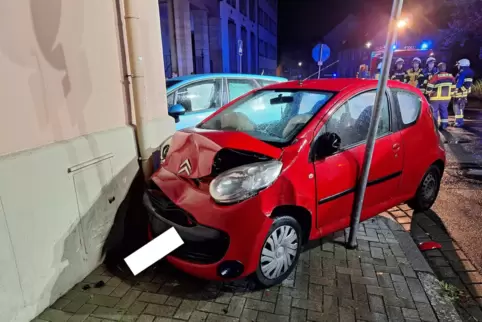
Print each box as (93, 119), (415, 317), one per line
(199, 90), (334, 145)
(322, 91), (390, 148)
(227, 79), (257, 101)
(167, 93), (175, 107)
(176, 79), (222, 112)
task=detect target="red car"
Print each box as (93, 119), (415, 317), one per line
(145, 79), (445, 286)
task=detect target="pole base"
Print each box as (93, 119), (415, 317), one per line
(346, 240), (358, 250)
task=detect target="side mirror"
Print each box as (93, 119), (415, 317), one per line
(168, 104), (186, 123)
(314, 132), (341, 159)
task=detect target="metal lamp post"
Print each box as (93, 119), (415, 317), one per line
(347, 0), (405, 249)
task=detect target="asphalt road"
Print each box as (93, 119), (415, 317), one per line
(432, 101), (482, 273)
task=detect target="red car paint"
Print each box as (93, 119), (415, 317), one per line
(418, 241), (442, 251)
(147, 79), (445, 281)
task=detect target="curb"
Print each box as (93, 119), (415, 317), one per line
(385, 217), (463, 321)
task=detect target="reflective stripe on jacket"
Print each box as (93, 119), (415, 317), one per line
(390, 69), (408, 83)
(426, 72), (456, 101)
(406, 68), (423, 87)
(454, 68), (474, 98)
(418, 67), (438, 94)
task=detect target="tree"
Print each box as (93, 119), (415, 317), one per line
(440, 0), (482, 48)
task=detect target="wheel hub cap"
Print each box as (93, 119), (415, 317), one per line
(260, 225), (298, 280)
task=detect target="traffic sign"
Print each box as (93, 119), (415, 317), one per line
(312, 43), (330, 63)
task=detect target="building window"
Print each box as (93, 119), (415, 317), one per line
(269, 18), (276, 35)
(227, 0), (236, 9)
(251, 32), (256, 73)
(259, 39), (265, 57)
(264, 12), (269, 30)
(249, 0), (256, 21)
(240, 0), (247, 16)
(258, 8), (263, 27)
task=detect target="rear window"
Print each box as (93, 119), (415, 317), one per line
(395, 90), (422, 125)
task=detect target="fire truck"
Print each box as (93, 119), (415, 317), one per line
(369, 46), (435, 78)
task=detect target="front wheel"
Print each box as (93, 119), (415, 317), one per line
(254, 216), (302, 287)
(407, 165), (441, 211)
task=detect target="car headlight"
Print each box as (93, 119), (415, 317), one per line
(209, 160), (283, 204)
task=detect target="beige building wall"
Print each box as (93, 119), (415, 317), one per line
(0, 0), (174, 321)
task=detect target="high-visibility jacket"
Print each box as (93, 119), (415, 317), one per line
(418, 67), (439, 94)
(406, 68), (423, 87)
(426, 72), (456, 101)
(454, 67), (474, 98)
(390, 69), (408, 83)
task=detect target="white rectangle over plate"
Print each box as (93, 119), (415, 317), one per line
(124, 227), (184, 275)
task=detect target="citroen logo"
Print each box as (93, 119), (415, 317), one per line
(178, 159), (192, 176)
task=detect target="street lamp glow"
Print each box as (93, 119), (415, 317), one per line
(397, 19), (408, 28)
(298, 61), (303, 67)
(365, 42), (372, 48)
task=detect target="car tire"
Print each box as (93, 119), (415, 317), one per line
(407, 165), (441, 212)
(254, 216), (302, 287)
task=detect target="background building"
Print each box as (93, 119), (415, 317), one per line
(159, 0), (278, 77)
(0, 0), (173, 321)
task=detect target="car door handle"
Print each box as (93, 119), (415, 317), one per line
(392, 143), (401, 151)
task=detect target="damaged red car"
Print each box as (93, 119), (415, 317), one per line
(145, 79), (445, 286)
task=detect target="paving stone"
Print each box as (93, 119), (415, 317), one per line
(111, 282), (132, 298)
(39, 308), (72, 322)
(336, 267), (362, 277)
(352, 283), (368, 303)
(291, 298), (322, 312)
(437, 267), (458, 279)
(240, 308), (258, 322)
(368, 295), (385, 314)
(226, 296), (246, 317)
(393, 281), (413, 301)
(374, 265), (400, 275)
(451, 259), (477, 272)
(274, 295), (291, 315)
(91, 306), (126, 320)
(323, 295), (338, 314)
(459, 271), (482, 284)
(306, 310), (338, 322)
(402, 308), (419, 319)
(427, 257), (450, 267)
(290, 307), (306, 322)
(188, 311), (208, 322)
(467, 283), (482, 298)
(360, 263), (376, 278)
(66, 303), (98, 322)
(51, 298), (71, 310)
(137, 315), (156, 322)
(116, 290), (142, 309)
(138, 293), (169, 305)
(174, 300), (199, 320)
(261, 288), (278, 303)
(390, 274), (405, 284)
(385, 306), (404, 322)
(355, 307), (388, 322)
(376, 273), (392, 289)
(415, 302), (437, 322)
(256, 311), (289, 322)
(405, 278), (429, 303)
(204, 313), (239, 322)
(309, 275), (335, 286)
(338, 306), (355, 322)
(308, 284), (323, 302)
(399, 263), (417, 278)
(244, 299), (275, 313)
(144, 304), (177, 317)
(370, 248), (385, 261)
(443, 250), (467, 261)
(215, 293), (233, 305)
(351, 276), (378, 286)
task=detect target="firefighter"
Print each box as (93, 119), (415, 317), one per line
(406, 57), (423, 87)
(418, 57), (439, 97)
(426, 62), (456, 130)
(390, 58), (408, 82)
(453, 58), (474, 127)
(375, 62), (382, 80)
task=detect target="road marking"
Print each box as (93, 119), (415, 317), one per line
(124, 227), (184, 275)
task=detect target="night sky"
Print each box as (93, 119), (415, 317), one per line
(278, 0), (446, 58)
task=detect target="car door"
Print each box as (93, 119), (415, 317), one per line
(174, 78), (223, 129)
(313, 90), (403, 235)
(226, 78), (258, 102)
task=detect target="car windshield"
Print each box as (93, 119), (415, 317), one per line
(166, 80), (182, 89)
(199, 90), (334, 145)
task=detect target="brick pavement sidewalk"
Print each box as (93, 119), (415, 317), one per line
(34, 215), (461, 322)
(387, 205), (482, 321)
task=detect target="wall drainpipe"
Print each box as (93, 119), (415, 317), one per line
(122, 0), (152, 178)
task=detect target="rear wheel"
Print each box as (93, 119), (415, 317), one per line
(254, 216), (302, 287)
(407, 165), (441, 211)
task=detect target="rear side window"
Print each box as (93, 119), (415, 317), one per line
(227, 79), (257, 101)
(396, 90), (422, 125)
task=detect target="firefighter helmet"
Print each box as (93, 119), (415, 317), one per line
(437, 62), (447, 71)
(457, 58), (470, 67)
(412, 57), (422, 64)
(426, 57), (436, 64)
(395, 58), (404, 64)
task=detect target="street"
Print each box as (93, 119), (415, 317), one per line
(434, 101), (482, 272)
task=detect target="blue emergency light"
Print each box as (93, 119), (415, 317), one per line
(421, 43), (429, 50)
(392, 44), (397, 50)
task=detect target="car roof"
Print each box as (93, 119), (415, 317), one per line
(263, 78), (419, 93)
(168, 73), (287, 82)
